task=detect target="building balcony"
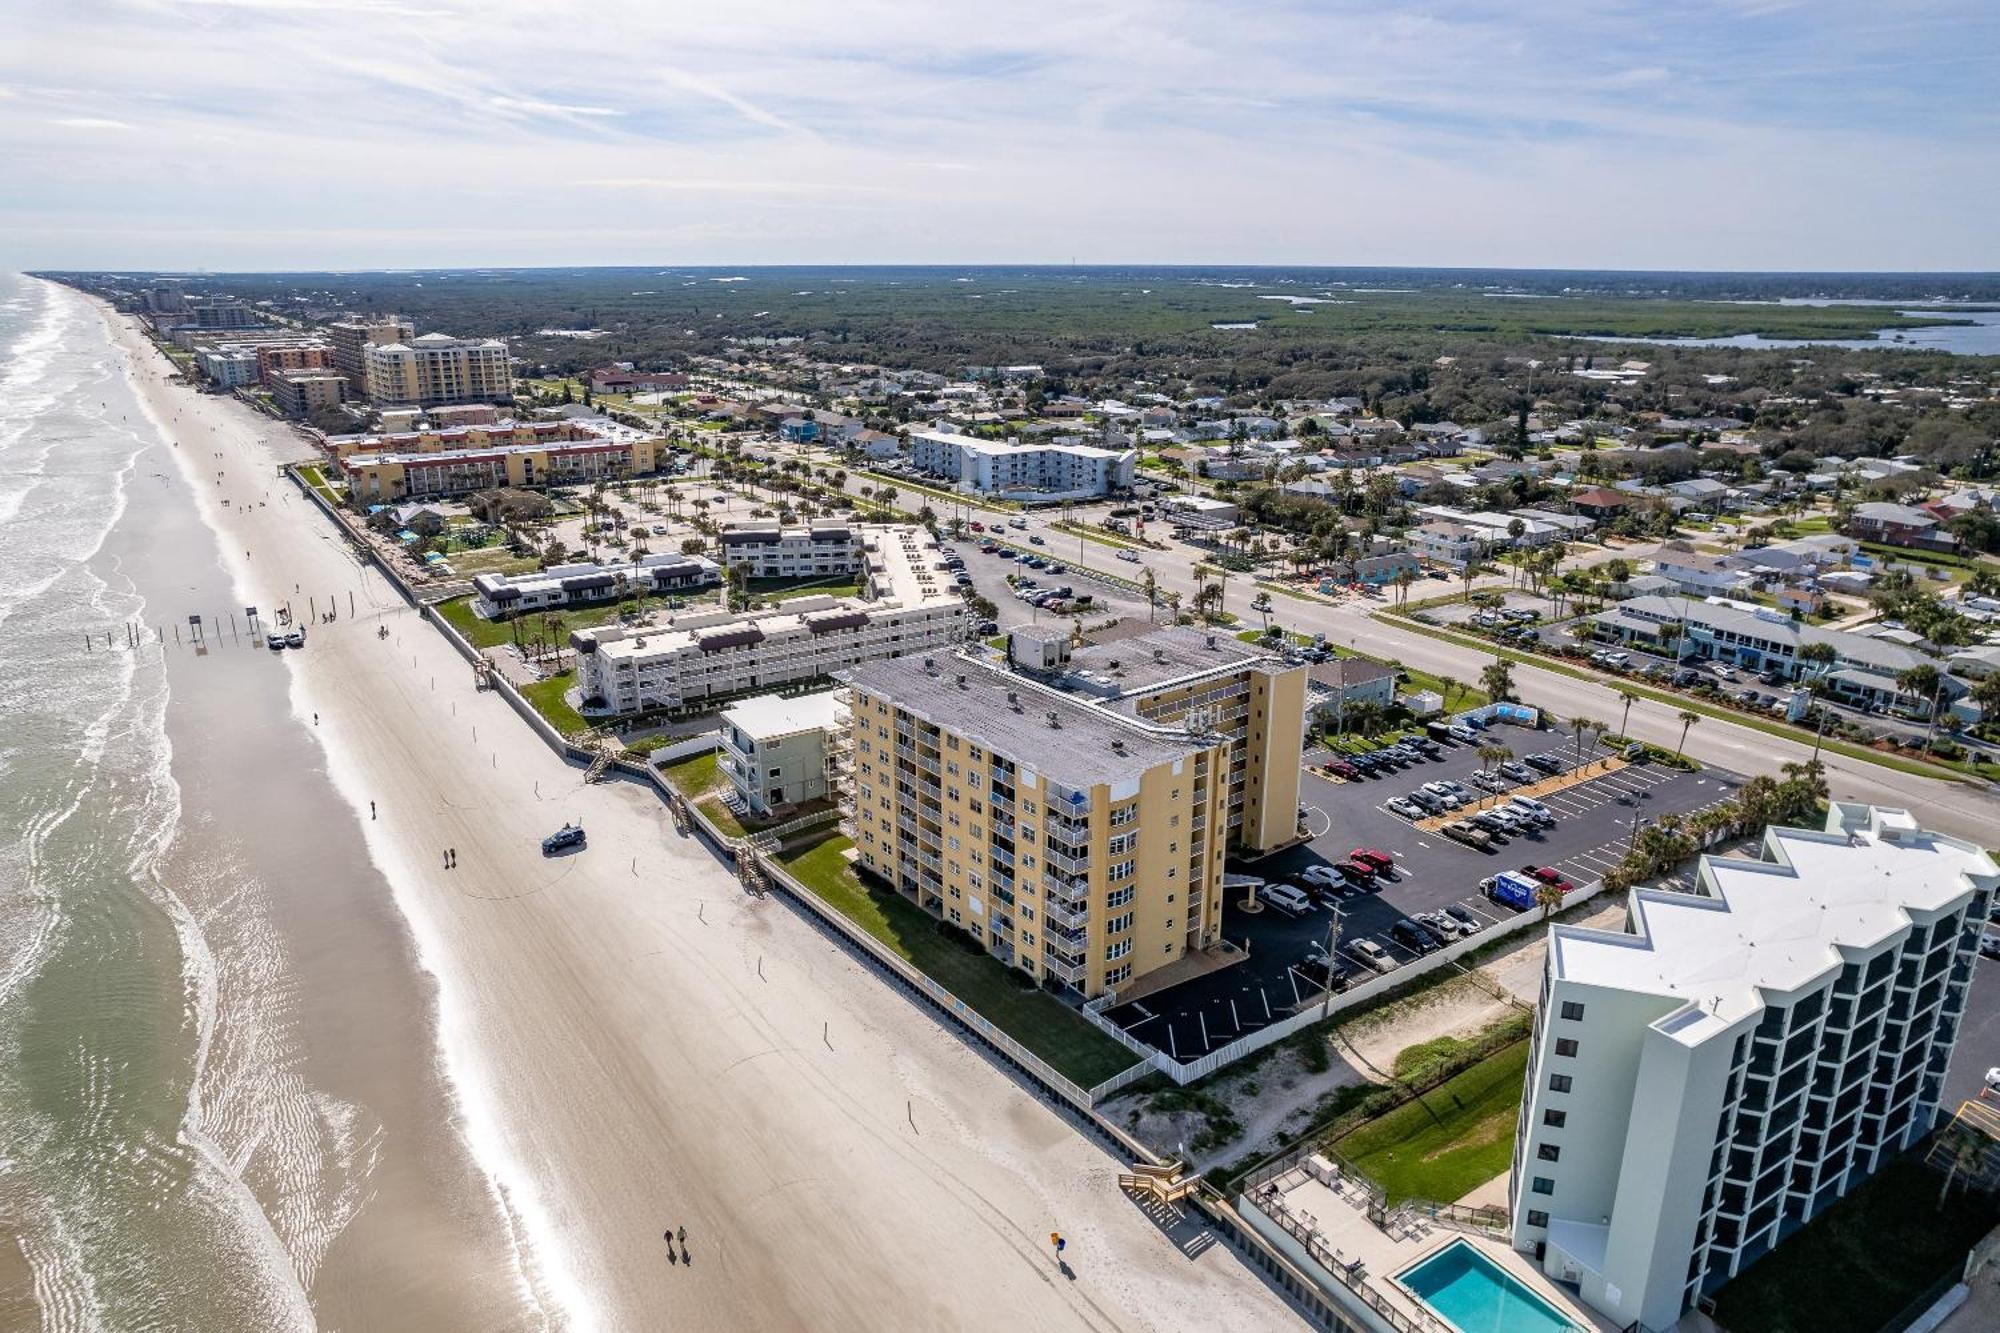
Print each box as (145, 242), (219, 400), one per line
(1043, 899), (1090, 932)
(1043, 872), (1089, 906)
(1041, 955), (1087, 986)
(1046, 817), (1091, 848)
(1042, 845), (1090, 876)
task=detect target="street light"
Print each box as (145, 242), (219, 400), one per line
(1321, 906), (1344, 1020)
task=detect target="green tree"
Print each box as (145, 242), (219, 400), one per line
(1673, 708), (1700, 761)
(1480, 656), (1515, 702)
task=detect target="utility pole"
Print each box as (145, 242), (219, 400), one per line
(1321, 907), (1343, 1020)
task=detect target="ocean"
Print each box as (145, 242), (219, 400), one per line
(0, 274), (539, 1330)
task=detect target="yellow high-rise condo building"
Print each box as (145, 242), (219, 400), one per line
(363, 332), (512, 407)
(833, 628), (1306, 998)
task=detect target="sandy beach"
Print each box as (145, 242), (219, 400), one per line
(95, 291), (1303, 1330)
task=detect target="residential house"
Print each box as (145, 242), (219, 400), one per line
(1847, 501), (1956, 551)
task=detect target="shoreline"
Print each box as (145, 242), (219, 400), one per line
(89, 290), (1307, 1331)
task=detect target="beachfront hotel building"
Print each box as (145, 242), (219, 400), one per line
(571, 527), (966, 715)
(362, 333), (513, 408)
(327, 316), (415, 396)
(827, 626), (1307, 997)
(1509, 804), (1995, 1331)
(908, 428), (1136, 501)
(470, 551), (721, 619)
(338, 432), (669, 501)
(718, 522), (867, 580)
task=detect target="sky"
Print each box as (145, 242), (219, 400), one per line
(2, 0), (1996, 272)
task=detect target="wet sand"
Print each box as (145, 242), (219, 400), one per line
(118, 312), (548, 1328)
(99, 293), (1304, 1332)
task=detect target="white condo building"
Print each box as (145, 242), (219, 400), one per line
(1510, 805), (1994, 1331)
(717, 522), (866, 579)
(908, 428), (1135, 501)
(571, 526), (965, 714)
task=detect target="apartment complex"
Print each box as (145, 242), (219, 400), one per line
(363, 332), (512, 407)
(571, 527), (965, 714)
(338, 433), (668, 501)
(470, 551), (721, 618)
(268, 368), (349, 418)
(908, 428), (1136, 501)
(256, 342), (334, 387)
(319, 417), (600, 461)
(1510, 805), (1994, 1330)
(835, 652), (1229, 997)
(719, 691), (843, 816)
(327, 316), (415, 394)
(718, 522), (866, 580)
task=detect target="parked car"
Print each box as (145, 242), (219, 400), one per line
(1405, 789), (1442, 813)
(1443, 904), (1481, 933)
(1388, 920), (1441, 954)
(284, 630), (305, 648)
(1524, 753), (1564, 775)
(1442, 780), (1473, 800)
(1469, 811), (1512, 836)
(1419, 911), (1471, 940)
(1325, 759), (1361, 780)
(1350, 939), (1398, 974)
(1351, 848), (1394, 873)
(980, 542), (998, 553)
(265, 632), (286, 650)
(1297, 865), (1346, 890)
(1443, 821), (1493, 849)
(1386, 797), (1427, 819)
(1421, 782), (1463, 809)
(1258, 882), (1314, 916)
(540, 822), (586, 854)
(1334, 860), (1377, 884)
(1446, 723), (1477, 743)
(1708, 662), (1738, 681)
(1498, 761), (1534, 783)
(1486, 807), (1527, 834)
(1981, 933), (2000, 960)
(1469, 771), (1508, 793)
(1507, 797), (1556, 827)
(1522, 864), (1575, 892)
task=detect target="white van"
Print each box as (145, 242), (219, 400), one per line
(1259, 882), (1314, 917)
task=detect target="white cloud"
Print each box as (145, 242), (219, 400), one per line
(0, 0), (1993, 268)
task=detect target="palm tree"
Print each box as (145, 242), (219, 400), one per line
(1895, 663), (1945, 751)
(1394, 567), (1416, 606)
(1142, 567), (1159, 624)
(1165, 590), (1184, 624)
(1476, 742), (1514, 780)
(1251, 590), (1274, 634)
(1673, 708), (1699, 761)
(1568, 715), (1598, 770)
(1534, 881), (1566, 920)
(1614, 687), (1639, 743)
(1480, 657), (1515, 702)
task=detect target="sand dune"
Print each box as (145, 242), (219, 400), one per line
(99, 300), (1302, 1332)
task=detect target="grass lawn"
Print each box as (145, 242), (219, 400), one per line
(1331, 1042), (1529, 1206)
(776, 835), (1139, 1087)
(436, 591), (720, 651)
(519, 671), (591, 738)
(296, 463), (344, 507)
(748, 575), (866, 602)
(1712, 1155), (1999, 1333)
(658, 749), (723, 797)
(1050, 521), (1151, 551)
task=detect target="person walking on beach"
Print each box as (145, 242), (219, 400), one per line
(370, 800), (376, 820)
(443, 850), (450, 869)
(449, 848), (458, 868)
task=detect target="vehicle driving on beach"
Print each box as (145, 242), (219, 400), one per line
(541, 822), (586, 854)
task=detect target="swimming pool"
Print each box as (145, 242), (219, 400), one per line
(1396, 1239), (1583, 1333)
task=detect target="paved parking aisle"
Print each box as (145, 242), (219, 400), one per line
(1101, 722), (1748, 1061)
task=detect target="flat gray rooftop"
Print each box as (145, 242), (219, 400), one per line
(1063, 625), (1267, 695)
(841, 653), (1206, 789)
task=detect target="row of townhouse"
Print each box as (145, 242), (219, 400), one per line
(1589, 595), (1967, 715)
(469, 551), (721, 619)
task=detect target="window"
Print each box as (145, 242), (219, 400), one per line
(1107, 963), (1133, 987)
(1106, 939), (1132, 962)
(1108, 886), (1136, 909)
(1526, 1210), (1549, 1228)
(1555, 1038), (1579, 1058)
(1109, 859), (1136, 882)
(1549, 1074), (1573, 1094)
(1543, 1109), (1567, 1129)
(1537, 1143), (1561, 1162)
(1107, 912), (1134, 935)
(1531, 1176), (1555, 1196)
(1560, 1001), (1586, 1021)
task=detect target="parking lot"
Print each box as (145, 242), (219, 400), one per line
(1102, 721), (1746, 1062)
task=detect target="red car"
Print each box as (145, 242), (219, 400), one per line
(1523, 864), (1575, 892)
(970, 521), (985, 531)
(1325, 759), (1361, 780)
(1351, 848), (1394, 872)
